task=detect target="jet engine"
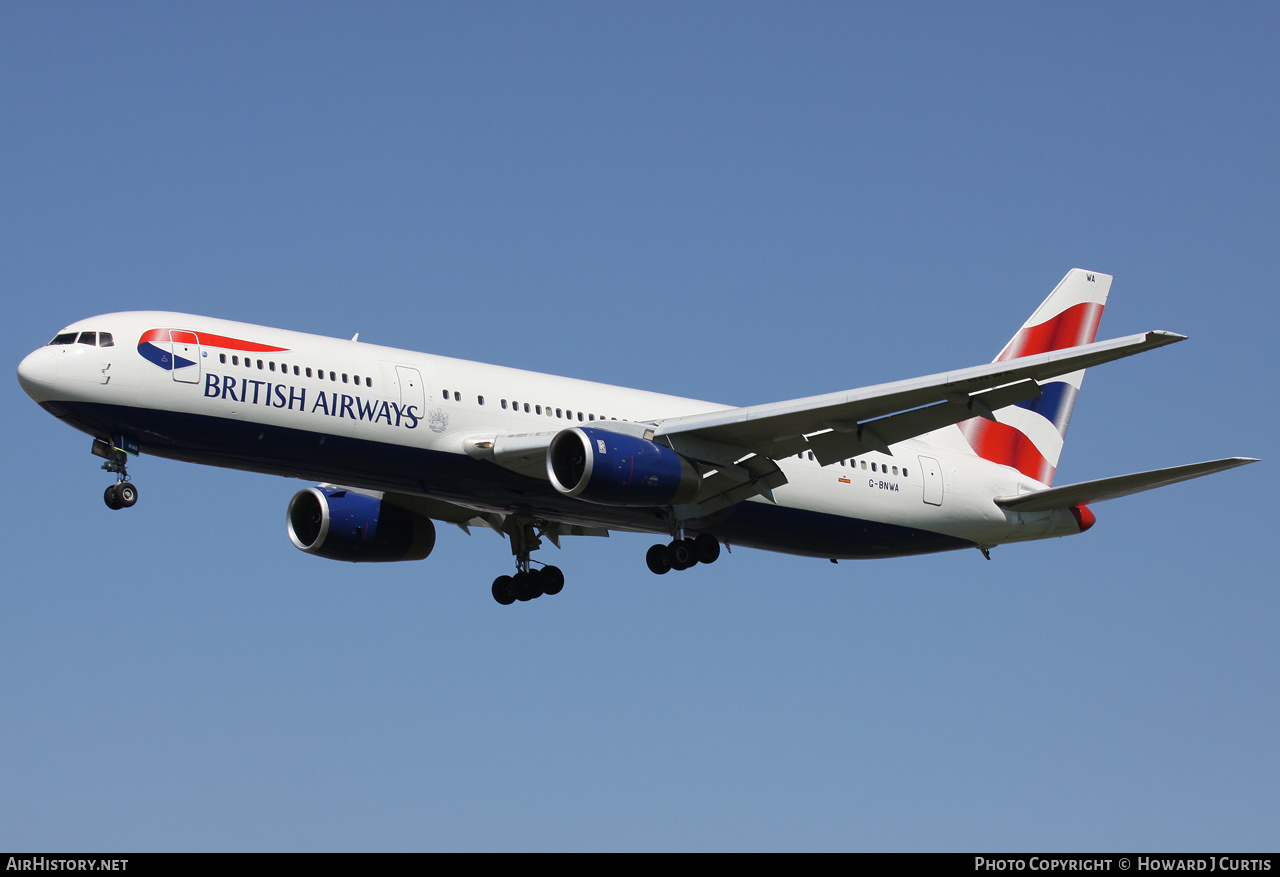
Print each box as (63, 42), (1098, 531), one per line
(547, 427), (700, 506)
(287, 486), (436, 562)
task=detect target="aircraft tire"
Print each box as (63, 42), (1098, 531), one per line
(104, 484), (123, 510)
(117, 482), (138, 508)
(667, 539), (696, 571)
(646, 544), (671, 575)
(492, 576), (516, 606)
(541, 566), (565, 596)
(513, 571), (539, 601)
(694, 533), (720, 564)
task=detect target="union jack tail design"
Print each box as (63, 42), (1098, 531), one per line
(959, 269), (1112, 485)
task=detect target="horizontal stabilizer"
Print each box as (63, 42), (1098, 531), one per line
(994, 457), (1259, 512)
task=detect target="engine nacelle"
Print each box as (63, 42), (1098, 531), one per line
(547, 427), (700, 506)
(286, 486), (436, 562)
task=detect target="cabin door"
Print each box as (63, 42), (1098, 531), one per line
(918, 455), (943, 506)
(169, 330), (201, 384)
(396, 366), (425, 413)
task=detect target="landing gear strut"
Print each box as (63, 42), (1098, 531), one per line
(93, 438), (138, 511)
(646, 532), (721, 575)
(491, 516), (565, 606)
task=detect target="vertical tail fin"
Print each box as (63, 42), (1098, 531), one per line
(958, 269), (1112, 485)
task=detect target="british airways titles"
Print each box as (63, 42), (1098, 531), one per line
(202, 373), (422, 430)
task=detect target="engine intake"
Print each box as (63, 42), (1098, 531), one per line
(547, 427), (700, 506)
(287, 486), (436, 562)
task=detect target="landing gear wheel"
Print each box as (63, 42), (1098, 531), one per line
(541, 565), (565, 596)
(104, 484), (123, 510)
(667, 539), (696, 571)
(646, 543), (672, 575)
(512, 571), (542, 601)
(694, 533), (720, 564)
(116, 482), (138, 508)
(492, 575), (516, 605)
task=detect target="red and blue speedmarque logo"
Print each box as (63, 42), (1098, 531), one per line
(137, 328), (288, 371)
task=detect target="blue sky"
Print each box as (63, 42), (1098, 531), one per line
(2, 2), (1276, 851)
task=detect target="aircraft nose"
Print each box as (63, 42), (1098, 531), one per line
(17, 347), (56, 398)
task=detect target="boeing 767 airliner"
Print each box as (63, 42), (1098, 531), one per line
(17, 269), (1256, 604)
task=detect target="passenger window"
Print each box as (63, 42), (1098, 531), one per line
(536, 405), (542, 415)
(892, 466), (898, 475)
(454, 391), (461, 401)
(329, 371), (335, 381)
(99, 333), (114, 348)
(365, 377), (371, 387)
(257, 360), (264, 369)
(871, 462), (877, 472)
(807, 452), (814, 461)
(861, 461), (867, 470)
(296, 366), (301, 376)
(78, 332), (96, 345)
(478, 395), (484, 405)
(270, 361), (276, 372)
(220, 354), (226, 364)
(306, 367), (312, 378)
(524, 403), (530, 413)
(903, 468), (909, 478)
(501, 400), (508, 409)
(342, 373), (348, 383)
(232, 355), (239, 366)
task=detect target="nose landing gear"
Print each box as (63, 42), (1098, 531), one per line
(104, 481), (138, 510)
(92, 438), (138, 511)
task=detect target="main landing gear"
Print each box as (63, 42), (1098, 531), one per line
(646, 532), (721, 575)
(491, 563), (565, 606)
(92, 438), (138, 511)
(491, 515), (566, 606)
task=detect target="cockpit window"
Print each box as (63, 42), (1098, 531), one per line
(49, 330), (114, 347)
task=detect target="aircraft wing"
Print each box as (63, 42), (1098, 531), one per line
(993, 457), (1259, 512)
(465, 330), (1188, 518)
(652, 330), (1185, 466)
(346, 487), (611, 542)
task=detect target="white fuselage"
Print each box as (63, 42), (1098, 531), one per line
(18, 311), (1087, 559)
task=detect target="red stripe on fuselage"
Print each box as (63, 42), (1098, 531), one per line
(138, 328), (288, 352)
